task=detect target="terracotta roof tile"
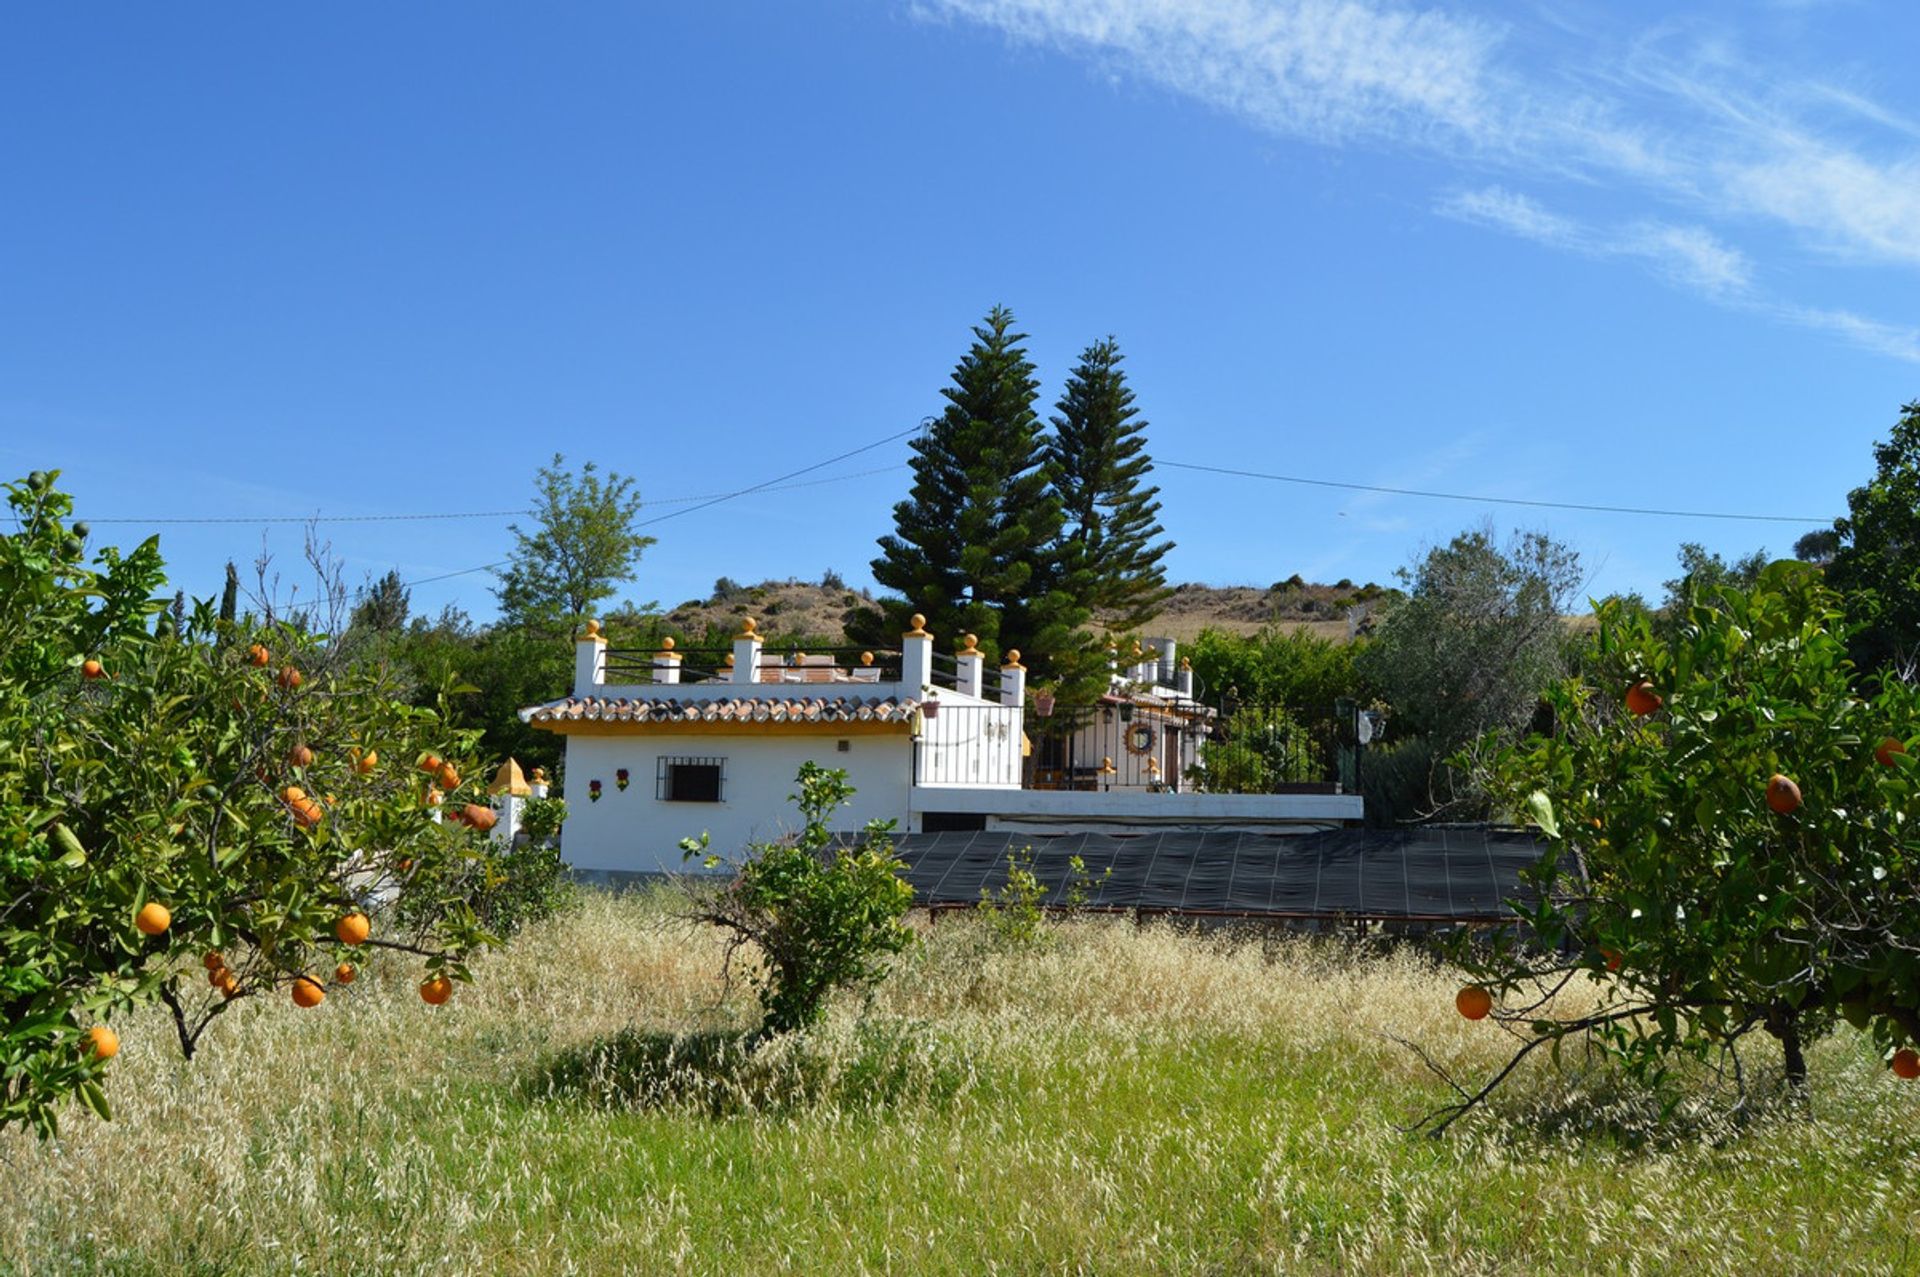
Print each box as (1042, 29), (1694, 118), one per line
(520, 695), (920, 728)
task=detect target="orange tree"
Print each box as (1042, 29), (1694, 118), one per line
(1425, 562), (1920, 1132)
(2, 471), (499, 1136)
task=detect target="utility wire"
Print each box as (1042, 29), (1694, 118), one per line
(399, 426), (927, 589)
(83, 462), (911, 526)
(1158, 459), (1831, 525)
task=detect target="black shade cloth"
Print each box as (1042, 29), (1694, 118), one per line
(861, 827), (1547, 920)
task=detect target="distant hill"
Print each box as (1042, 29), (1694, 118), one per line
(654, 576), (1403, 647)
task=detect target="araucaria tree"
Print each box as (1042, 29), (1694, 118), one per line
(853, 308), (1085, 677)
(495, 454), (656, 633)
(1828, 400), (1920, 674)
(1050, 337), (1173, 635)
(1427, 563), (1920, 1132)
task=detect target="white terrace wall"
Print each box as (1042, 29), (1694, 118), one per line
(560, 731), (915, 876)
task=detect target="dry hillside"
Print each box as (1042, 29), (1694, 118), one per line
(655, 576), (1401, 646)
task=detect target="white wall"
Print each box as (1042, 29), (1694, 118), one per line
(912, 703), (1023, 788)
(559, 732), (915, 875)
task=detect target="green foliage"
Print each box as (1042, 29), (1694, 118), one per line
(1184, 625), (1367, 710)
(853, 307), (1086, 685)
(1050, 337), (1174, 638)
(1829, 400), (1920, 672)
(978, 846), (1048, 949)
(495, 454), (657, 633)
(1, 472), (496, 1137)
(1357, 526), (1580, 813)
(350, 568), (411, 634)
(1192, 706), (1324, 792)
(1459, 562), (1920, 1117)
(680, 764), (915, 1038)
(1661, 542), (1768, 615)
(468, 837), (572, 940)
(520, 795), (569, 846)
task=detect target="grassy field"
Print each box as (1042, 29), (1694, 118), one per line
(5, 889), (1918, 1275)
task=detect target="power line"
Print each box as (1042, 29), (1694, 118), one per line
(399, 429), (927, 589)
(82, 462), (912, 526)
(635, 423), (926, 528)
(1159, 459), (1832, 526)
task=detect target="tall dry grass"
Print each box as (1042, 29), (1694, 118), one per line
(4, 888), (1918, 1275)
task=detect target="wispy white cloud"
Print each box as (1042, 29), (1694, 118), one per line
(1439, 185), (1917, 361)
(1437, 186), (1752, 296)
(915, 0), (1501, 144)
(914, 0), (1920, 360)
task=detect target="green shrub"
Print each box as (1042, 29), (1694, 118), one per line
(520, 795), (568, 846)
(679, 764), (915, 1039)
(979, 846), (1046, 948)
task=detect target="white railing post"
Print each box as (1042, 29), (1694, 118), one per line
(653, 636), (682, 685)
(574, 620), (606, 696)
(998, 649), (1026, 707)
(954, 633), (984, 699)
(901, 614), (934, 697)
(732, 618), (763, 684)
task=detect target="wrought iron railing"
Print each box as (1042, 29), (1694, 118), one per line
(915, 701), (1350, 794)
(599, 645), (909, 686)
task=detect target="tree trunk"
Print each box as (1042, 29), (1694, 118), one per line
(1770, 1006), (1807, 1093)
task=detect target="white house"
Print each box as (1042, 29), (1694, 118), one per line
(519, 614), (1364, 879)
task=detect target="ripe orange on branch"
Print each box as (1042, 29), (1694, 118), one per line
(135, 902), (171, 936)
(1894, 1049), (1920, 1080)
(81, 658), (106, 681)
(288, 743), (314, 769)
(247, 643), (270, 667)
(291, 976), (326, 1008)
(1625, 681), (1662, 717)
(335, 963), (356, 985)
(1879, 737), (1909, 768)
(82, 1026), (119, 1060)
(351, 748), (378, 775)
(276, 665), (302, 691)
(420, 976), (452, 1006)
(1766, 774), (1802, 815)
(335, 912), (370, 946)
(435, 762), (460, 791)
(418, 753), (442, 776)
(1455, 985), (1493, 1021)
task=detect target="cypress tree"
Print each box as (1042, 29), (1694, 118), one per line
(1049, 337), (1173, 634)
(852, 307), (1083, 679)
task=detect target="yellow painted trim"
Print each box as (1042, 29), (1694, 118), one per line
(530, 718), (914, 738)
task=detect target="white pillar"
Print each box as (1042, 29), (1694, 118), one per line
(732, 618), (763, 685)
(955, 634), (984, 699)
(491, 794), (520, 846)
(529, 768), (550, 800)
(901, 614), (934, 695)
(573, 620), (606, 696)
(1157, 639), (1178, 685)
(999, 650), (1026, 707)
(653, 636), (682, 685)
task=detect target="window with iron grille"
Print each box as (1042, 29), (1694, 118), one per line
(657, 756), (725, 802)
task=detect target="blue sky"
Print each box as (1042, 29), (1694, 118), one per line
(3, 2), (1915, 624)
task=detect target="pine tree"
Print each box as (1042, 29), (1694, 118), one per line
(351, 568), (412, 634)
(851, 308), (1083, 679)
(1049, 337), (1173, 634)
